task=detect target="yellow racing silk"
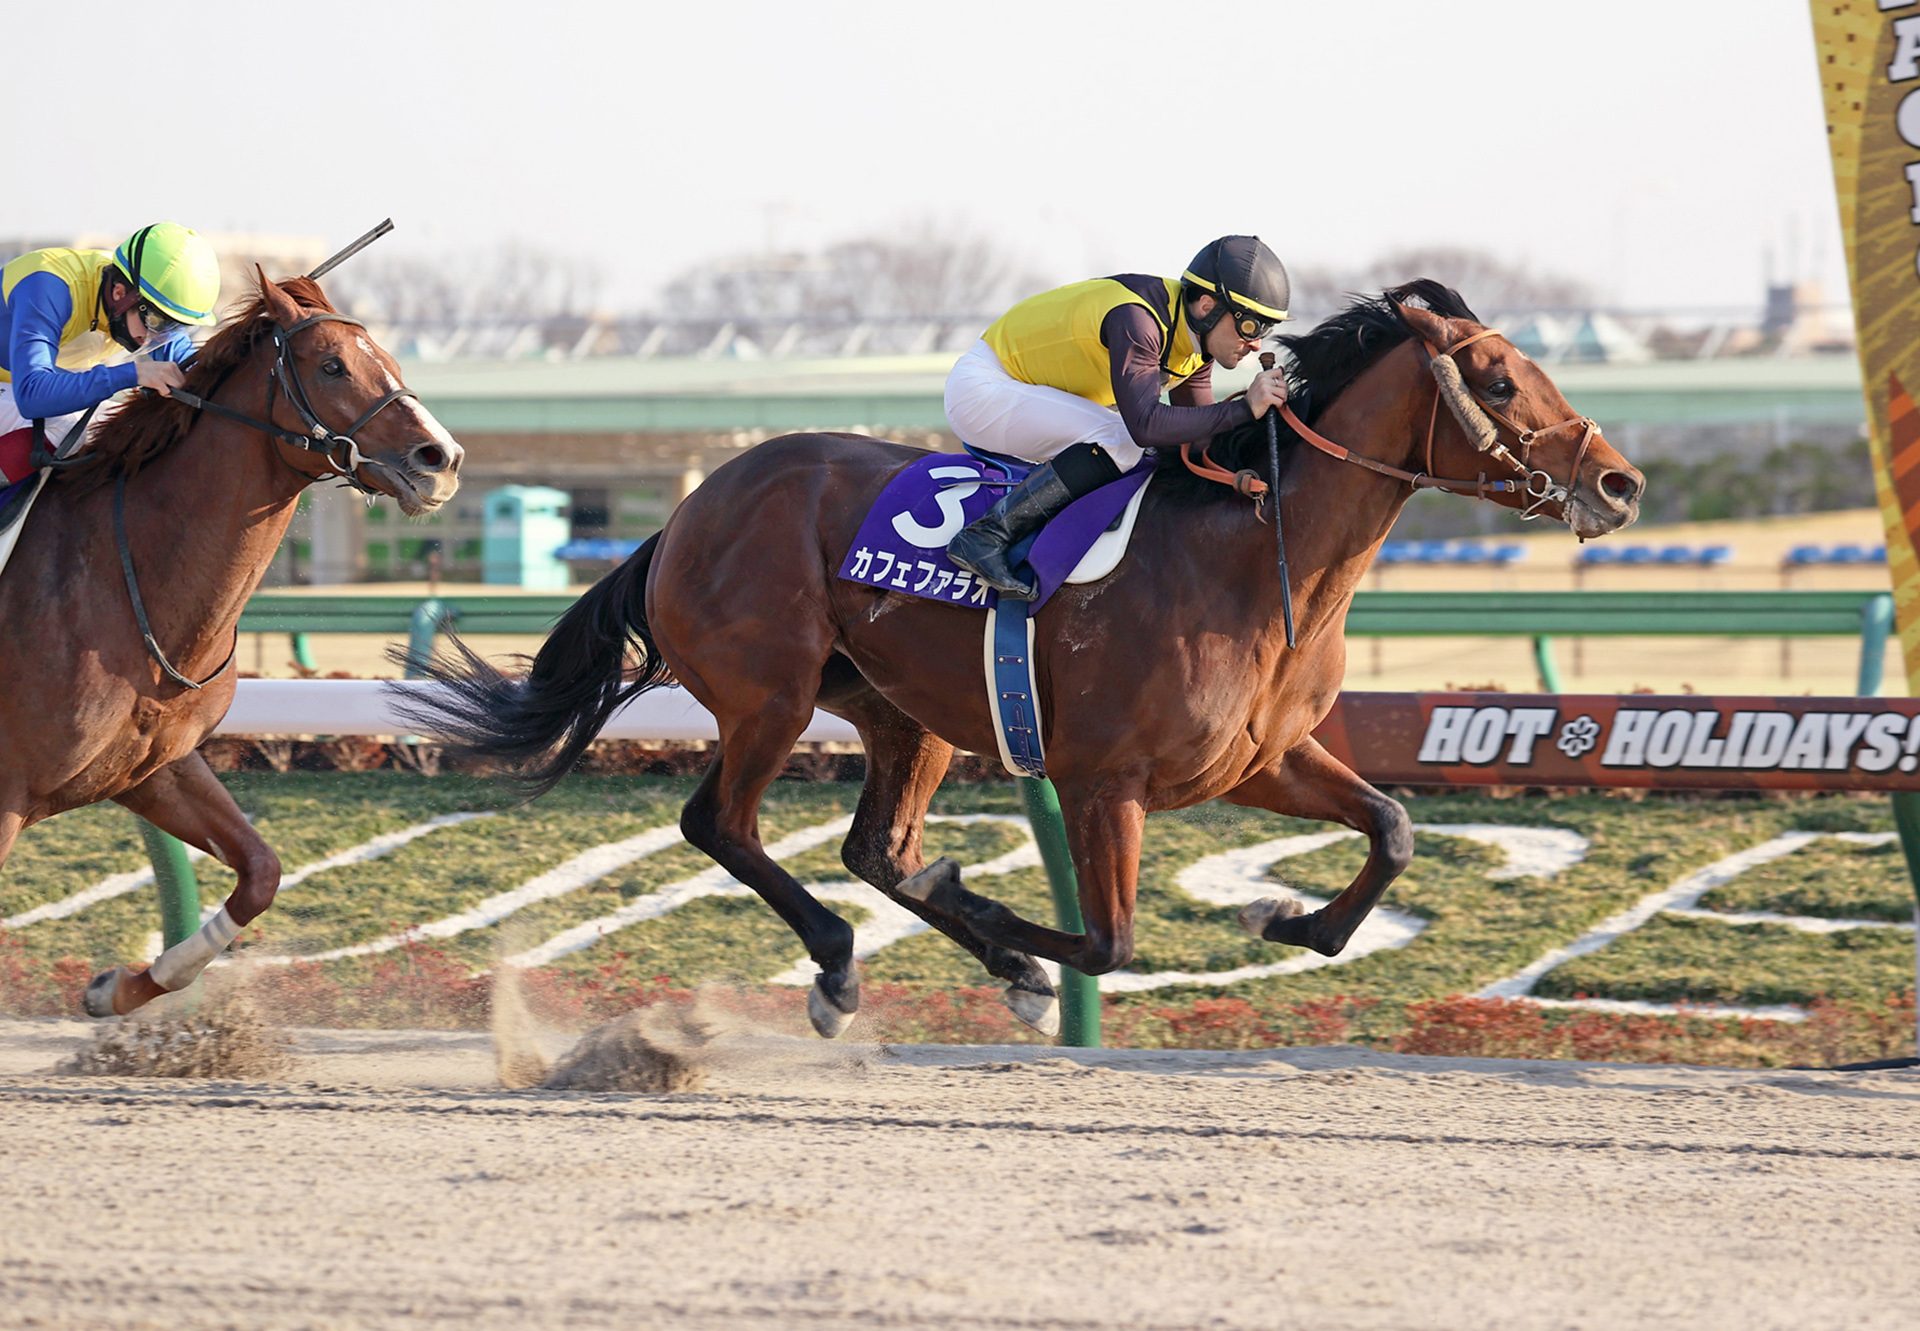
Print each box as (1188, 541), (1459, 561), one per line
(983, 277), (1202, 406)
(0, 248), (119, 382)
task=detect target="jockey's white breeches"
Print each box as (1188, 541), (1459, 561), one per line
(943, 340), (1146, 471)
(0, 383), (86, 451)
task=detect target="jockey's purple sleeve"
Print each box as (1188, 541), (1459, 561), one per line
(1100, 302), (1252, 449)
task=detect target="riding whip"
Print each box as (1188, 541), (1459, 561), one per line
(308, 218), (396, 281)
(1261, 351), (1297, 649)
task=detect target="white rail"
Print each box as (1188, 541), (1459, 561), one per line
(214, 679), (860, 743)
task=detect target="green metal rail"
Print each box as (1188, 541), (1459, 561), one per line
(244, 588), (1899, 697)
(1344, 589), (1895, 694)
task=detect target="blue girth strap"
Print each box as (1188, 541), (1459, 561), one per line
(987, 597), (1046, 778)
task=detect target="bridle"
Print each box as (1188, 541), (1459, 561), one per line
(1182, 327), (1600, 528)
(171, 311), (421, 496)
(119, 310), (421, 689)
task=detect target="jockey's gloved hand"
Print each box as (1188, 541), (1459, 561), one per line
(1247, 368), (1289, 419)
(135, 361), (186, 397)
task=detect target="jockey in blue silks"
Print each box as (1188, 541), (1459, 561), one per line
(0, 222), (220, 483)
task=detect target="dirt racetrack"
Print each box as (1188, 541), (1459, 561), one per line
(3, 1017), (1918, 1330)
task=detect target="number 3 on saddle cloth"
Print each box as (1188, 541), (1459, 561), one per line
(835, 446), (1155, 778)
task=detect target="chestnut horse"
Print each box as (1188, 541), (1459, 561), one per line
(404, 282), (1642, 1038)
(0, 274), (463, 1017)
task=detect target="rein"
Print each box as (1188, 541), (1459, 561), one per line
(112, 472), (236, 689)
(118, 310), (418, 690)
(1180, 327), (1599, 525)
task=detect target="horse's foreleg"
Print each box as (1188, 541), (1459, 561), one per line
(0, 808), (21, 871)
(834, 695), (1059, 1034)
(1224, 737), (1413, 956)
(900, 778), (1145, 977)
(681, 698), (863, 1038)
(86, 752), (281, 1017)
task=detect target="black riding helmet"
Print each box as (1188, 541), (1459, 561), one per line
(1182, 235), (1290, 343)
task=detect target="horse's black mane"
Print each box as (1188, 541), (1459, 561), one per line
(1158, 278), (1480, 504)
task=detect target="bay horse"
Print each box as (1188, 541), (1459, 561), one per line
(404, 282), (1642, 1038)
(0, 273), (463, 1017)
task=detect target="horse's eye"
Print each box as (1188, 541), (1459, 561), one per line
(1486, 378), (1514, 400)
(321, 357), (346, 378)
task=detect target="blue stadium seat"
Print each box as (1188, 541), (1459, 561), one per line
(554, 539), (643, 562)
(1656, 546), (1696, 565)
(1616, 546), (1656, 565)
(1785, 545), (1826, 567)
(1699, 545), (1732, 567)
(1870, 544), (1888, 563)
(1490, 544), (1526, 565)
(1577, 547), (1617, 566)
(1450, 542), (1489, 563)
(1830, 544), (1869, 564)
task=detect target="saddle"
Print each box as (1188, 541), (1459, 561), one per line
(0, 428), (42, 565)
(836, 448), (1154, 613)
(0, 411), (96, 574)
(837, 448), (1157, 780)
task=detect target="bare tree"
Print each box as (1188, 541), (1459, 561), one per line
(328, 241), (595, 325)
(659, 223), (1052, 322)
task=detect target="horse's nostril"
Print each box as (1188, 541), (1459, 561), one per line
(1601, 470), (1640, 505)
(411, 443), (448, 472)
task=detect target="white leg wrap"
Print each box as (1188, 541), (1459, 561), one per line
(149, 907), (240, 991)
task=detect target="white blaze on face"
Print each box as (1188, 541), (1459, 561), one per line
(353, 334), (463, 463)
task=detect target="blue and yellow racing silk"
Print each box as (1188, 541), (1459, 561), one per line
(0, 247), (195, 419)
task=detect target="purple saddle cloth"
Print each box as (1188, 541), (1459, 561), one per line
(836, 451), (1151, 612)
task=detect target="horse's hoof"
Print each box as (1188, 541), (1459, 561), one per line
(1237, 896), (1307, 941)
(82, 967), (125, 1019)
(898, 857), (961, 905)
(1003, 983), (1061, 1038)
(84, 965), (166, 1019)
(807, 970), (859, 1039)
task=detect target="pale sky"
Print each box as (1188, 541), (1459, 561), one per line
(7, 0), (1844, 315)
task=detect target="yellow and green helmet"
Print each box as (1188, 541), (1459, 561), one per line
(112, 222), (221, 327)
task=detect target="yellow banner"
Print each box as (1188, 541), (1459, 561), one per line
(1813, 2), (1920, 692)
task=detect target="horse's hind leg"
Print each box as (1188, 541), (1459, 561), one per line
(680, 700), (865, 1038)
(87, 752), (283, 1018)
(899, 774), (1148, 977)
(826, 682), (1059, 1035)
(1223, 737), (1413, 956)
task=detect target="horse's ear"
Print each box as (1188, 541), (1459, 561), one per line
(1392, 298), (1453, 349)
(257, 266), (303, 327)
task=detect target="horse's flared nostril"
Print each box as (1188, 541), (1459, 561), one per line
(1600, 469), (1641, 507)
(409, 440), (464, 475)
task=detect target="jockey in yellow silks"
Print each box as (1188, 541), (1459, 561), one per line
(0, 222), (220, 483)
(944, 235), (1293, 600)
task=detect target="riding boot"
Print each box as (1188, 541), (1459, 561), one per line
(947, 442), (1123, 601)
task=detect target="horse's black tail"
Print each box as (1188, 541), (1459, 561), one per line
(389, 534), (671, 798)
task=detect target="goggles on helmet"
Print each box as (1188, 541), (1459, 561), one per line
(134, 299), (184, 343)
(1227, 307), (1276, 343)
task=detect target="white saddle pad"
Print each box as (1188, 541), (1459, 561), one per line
(1063, 470), (1152, 585)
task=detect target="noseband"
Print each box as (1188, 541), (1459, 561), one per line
(1413, 328), (1598, 522)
